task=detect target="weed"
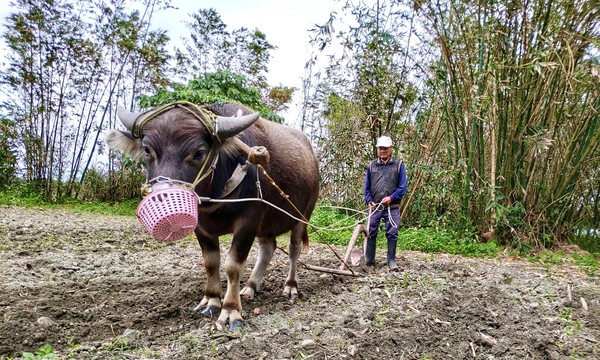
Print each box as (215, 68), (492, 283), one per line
(181, 332), (200, 345)
(22, 344), (55, 360)
(210, 340), (218, 356)
(135, 347), (159, 358)
(559, 307), (573, 320)
(559, 307), (583, 336)
(287, 316), (295, 327)
(535, 250), (565, 266)
(65, 342), (80, 358)
(401, 272), (411, 288)
(105, 336), (130, 351)
(572, 253), (599, 277)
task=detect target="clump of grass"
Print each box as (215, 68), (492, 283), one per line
(22, 344), (56, 359)
(308, 205), (359, 245)
(558, 307), (583, 337)
(572, 253), (599, 277)
(397, 228), (501, 257)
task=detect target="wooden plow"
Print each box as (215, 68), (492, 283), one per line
(282, 224), (368, 277)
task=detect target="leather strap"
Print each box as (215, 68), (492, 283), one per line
(220, 163), (249, 198)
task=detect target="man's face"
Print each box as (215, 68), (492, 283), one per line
(377, 146), (392, 161)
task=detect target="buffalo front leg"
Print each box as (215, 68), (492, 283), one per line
(240, 236), (276, 299)
(282, 222), (305, 303)
(216, 229), (255, 331)
(194, 232), (222, 318)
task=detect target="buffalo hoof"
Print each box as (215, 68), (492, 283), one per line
(215, 320), (227, 331)
(283, 285), (299, 304)
(201, 306), (221, 318)
(230, 320), (244, 331)
(289, 292), (298, 304)
(240, 286), (256, 299)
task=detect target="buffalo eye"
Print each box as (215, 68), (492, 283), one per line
(143, 146), (151, 157)
(193, 149), (205, 160)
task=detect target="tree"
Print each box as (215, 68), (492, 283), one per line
(176, 8), (287, 110)
(306, 0), (420, 207)
(416, 0), (600, 244)
(139, 71), (285, 123)
(0, 117), (18, 188)
(2, 0), (98, 197)
(0, 0), (171, 200)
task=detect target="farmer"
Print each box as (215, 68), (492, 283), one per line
(364, 135), (407, 272)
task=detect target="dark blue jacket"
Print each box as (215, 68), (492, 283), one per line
(364, 158), (407, 206)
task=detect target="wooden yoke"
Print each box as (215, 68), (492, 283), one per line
(232, 137), (270, 166)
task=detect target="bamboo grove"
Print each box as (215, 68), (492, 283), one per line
(304, 0), (598, 245)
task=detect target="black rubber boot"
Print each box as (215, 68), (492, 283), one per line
(387, 239), (398, 271)
(365, 237), (376, 266)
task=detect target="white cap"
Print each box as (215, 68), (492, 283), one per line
(376, 136), (393, 147)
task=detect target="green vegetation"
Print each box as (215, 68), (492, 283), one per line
(310, 205), (501, 257)
(22, 344), (56, 360)
(0, 182), (138, 216)
(0, 185), (597, 276)
(307, 0), (599, 251)
(308, 205), (598, 274)
(572, 254), (599, 277)
(139, 71), (288, 123)
(308, 205), (358, 245)
(1, 187), (597, 275)
(574, 232), (600, 254)
(559, 307), (583, 337)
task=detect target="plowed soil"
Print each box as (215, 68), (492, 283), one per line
(0, 206), (598, 359)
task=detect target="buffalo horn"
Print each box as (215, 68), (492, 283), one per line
(117, 106), (140, 132)
(216, 112), (260, 140)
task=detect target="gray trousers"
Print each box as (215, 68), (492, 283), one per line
(365, 207), (399, 267)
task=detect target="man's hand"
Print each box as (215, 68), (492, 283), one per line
(369, 201), (376, 210)
(381, 196), (392, 206)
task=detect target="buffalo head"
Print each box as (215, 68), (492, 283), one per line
(105, 102), (259, 189)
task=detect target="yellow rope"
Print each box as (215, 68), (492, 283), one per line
(134, 101), (221, 190)
(256, 164), (354, 275)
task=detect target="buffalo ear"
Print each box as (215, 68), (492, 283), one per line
(105, 129), (144, 160)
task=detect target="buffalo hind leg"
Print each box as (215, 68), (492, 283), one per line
(282, 222), (305, 302)
(193, 231), (222, 318)
(241, 236), (276, 299)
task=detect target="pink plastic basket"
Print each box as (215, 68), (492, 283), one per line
(136, 188), (198, 242)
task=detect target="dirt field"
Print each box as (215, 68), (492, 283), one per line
(0, 205), (598, 359)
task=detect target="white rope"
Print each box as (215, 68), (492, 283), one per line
(199, 197), (399, 232)
(367, 201), (400, 230)
(198, 196), (367, 232)
(388, 205), (399, 229)
(319, 205), (368, 216)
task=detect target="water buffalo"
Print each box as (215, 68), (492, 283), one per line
(106, 101), (320, 330)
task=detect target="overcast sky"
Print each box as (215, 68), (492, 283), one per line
(159, 0), (338, 82)
(155, 0), (342, 125)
